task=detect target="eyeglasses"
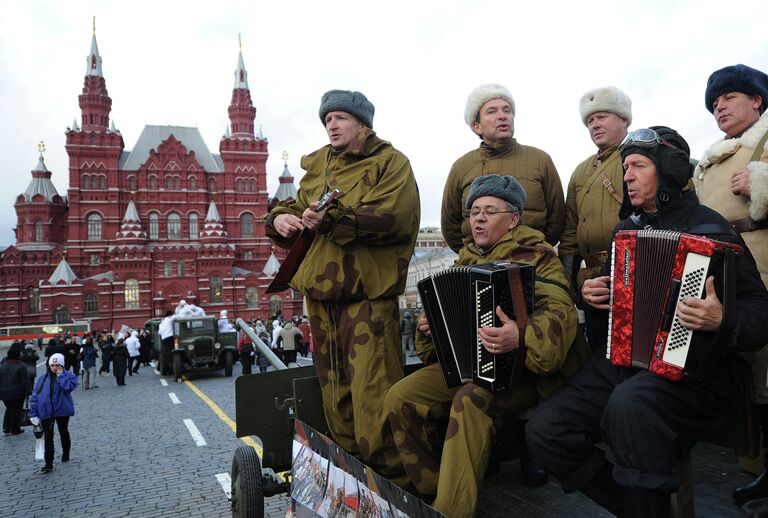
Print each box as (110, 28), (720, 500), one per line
(469, 208), (515, 218)
(619, 128), (679, 152)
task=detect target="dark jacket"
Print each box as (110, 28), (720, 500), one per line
(0, 359), (32, 399)
(592, 190), (768, 380)
(112, 342), (129, 378)
(29, 370), (77, 419)
(81, 343), (98, 370)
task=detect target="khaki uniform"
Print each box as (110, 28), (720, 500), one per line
(694, 111), (768, 402)
(266, 129), (420, 480)
(559, 145), (624, 286)
(441, 140), (566, 252)
(386, 225), (586, 518)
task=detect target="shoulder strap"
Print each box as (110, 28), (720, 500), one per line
(685, 223), (737, 237)
(507, 268), (529, 385)
(596, 169), (623, 205)
(750, 127), (768, 162)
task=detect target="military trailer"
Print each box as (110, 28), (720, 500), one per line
(145, 316), (237, 379)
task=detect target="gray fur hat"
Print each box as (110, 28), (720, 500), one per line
(465, 174), (527, 214)
(579, 86), (632, 126)
(705, 64), (768, 114)
(464, 84), (515, 126)
(318, 90), (375, 128)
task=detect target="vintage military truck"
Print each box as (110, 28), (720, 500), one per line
(145, 316), (238, 379)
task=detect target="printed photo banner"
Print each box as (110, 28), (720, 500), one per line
(287, 420), (445, 518)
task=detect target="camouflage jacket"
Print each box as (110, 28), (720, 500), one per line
(265, 130), (420, 301)
(416, 224), (584, 398)
(441, 139), (566, 252)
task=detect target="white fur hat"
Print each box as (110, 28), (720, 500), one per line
(220, 310), (228, 318)
(579, 86), (632, 126)
(464, 84), (515, 126)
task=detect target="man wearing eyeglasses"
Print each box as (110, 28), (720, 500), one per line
(387, 174), (586, 518)
(694, 64), (768, 505)
(559, 86), (632, 348)
(441, 84), (566, 252)
(526, 126), (768, 517)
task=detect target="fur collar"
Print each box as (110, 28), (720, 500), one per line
(700, 111), (768, 164)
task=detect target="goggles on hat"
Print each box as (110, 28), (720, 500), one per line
(619, 128), (678, 152)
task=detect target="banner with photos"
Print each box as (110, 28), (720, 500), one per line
(286, 420), (445, 518)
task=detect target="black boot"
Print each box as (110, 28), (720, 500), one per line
(735, 404), (768, 505)
(625, 488), (671, 518)
(579, 463), (627, 516)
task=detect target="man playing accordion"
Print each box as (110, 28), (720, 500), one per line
(526, 126), (768, 517)
(386, 174), (588, 518)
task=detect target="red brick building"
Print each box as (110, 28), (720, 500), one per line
(0, 33), (302, 330)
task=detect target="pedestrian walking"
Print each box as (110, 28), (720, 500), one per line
(139, 329), (152, 366)
(1, 348), (33, 435)
(21, 343), (40, 388)
(237, 327), (254, 376)
(126, 330), (141, 375)
(98, 333), (114, 376)
(29, 353), (77, 473)
(80, 337), (99, 389)
(277, 321), (303, 365)
(112, 338), (129, 386)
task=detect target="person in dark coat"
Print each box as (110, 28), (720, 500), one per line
(525, 126), (768, 518)
(0, 349), (33, 435)
(64, 337), (81, 375)
(21, 343), (39, 388)
(112, 338), (129, 386)
(98, 333), (114, 375)
(44, 338), (66, 359)
(139, 329), (152, 366)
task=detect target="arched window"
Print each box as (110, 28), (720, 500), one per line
(28, 287), (40, 314)
(128, 176), (137, 192)
(164, 260), (172, 277)
(269, 295), (282, 316)
(208, 178), (216, 192)
(177, 260), (185, 277)
(54, 304), (70, 324)
(149, 175), (157, 190)
(83, 176), (90, 189)
(246, 287), (258, 308)
(243, 250), (253, 261)
(125, 279), (139, 309)
(174, 177), (180, 190)
(189, 213), (199, 240)
(166, 176), (173, 190)
(250, 180), (257, 192)
(210, 276), (223, 303)
(149, 213), (159, 239)
(84, 294), (98, 317)
(236, 179), (242, 192)
(167, 213), (181, 239)
(99, 176), (105, 189)
(34, 221), (43, 242)
(188, 176), (196, 190)
(241, 213), (254, 238)
(87, 213), (102, 240)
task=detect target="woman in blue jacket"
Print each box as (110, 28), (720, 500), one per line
(29, 353), (77, 473)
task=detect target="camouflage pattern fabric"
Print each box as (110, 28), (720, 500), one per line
(307, 297), (407, 484)
(386, 224), (580, 518)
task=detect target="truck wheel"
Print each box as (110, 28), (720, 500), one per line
(158, 349), (167, 375)
(225, 351), (234, 377)
(173, 353), (183, 381)
(231, 445), (263, 518)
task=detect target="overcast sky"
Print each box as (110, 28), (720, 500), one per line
(1, 0), (767, 247)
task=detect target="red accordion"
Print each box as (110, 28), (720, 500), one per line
(607, 229), (742, 381)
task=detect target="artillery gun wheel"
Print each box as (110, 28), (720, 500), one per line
(225, 350), (234, 377)
(173, 353), (183, 381)
(231, 445), (264, 518)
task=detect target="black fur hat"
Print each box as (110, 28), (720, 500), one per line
(705, 64), (768, 114)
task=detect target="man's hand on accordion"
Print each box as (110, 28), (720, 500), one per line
(582, 275), (611, 310)
(675, 276), (723, 332)
(478, 306), (520, 354)
(418, 312), (431, 337)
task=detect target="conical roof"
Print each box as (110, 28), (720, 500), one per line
(48, 258), (78, 286)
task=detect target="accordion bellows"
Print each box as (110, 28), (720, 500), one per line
(417, 262), (535, 392)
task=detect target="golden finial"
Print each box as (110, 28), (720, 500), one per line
(238, 33), (242, 53)
(38, 141), (46, 159)
(92, 16), (96, 36)
(282, 150), (289, 165)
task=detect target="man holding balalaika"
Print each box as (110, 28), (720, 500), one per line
(386, 174), (589, 518)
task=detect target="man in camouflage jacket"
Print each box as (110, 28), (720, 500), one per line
(441, 83), (565, 252)
(387, 175), (585, 518)
(265, 90), (420, 482)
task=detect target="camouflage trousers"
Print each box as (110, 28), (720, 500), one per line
(306, 297), (406, 483)
(386, 363), (538, 518)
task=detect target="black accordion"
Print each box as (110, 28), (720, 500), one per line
(417, 262), (535, 392)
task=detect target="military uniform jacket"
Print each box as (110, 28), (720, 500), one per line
(417, 224), (583, 399)
(559, 146), (624, 281)
(441, 140), (566, 252)
(694, 111), (768, 287)
(266, 130), (420, 301)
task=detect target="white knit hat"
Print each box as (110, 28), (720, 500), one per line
(464, 84), (515, 126)
(579, 86), (632, 126)
(49, 353), (65, 367)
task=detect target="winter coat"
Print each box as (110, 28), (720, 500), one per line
(417, 224), (584, 399)
(442, 140), (566, 251)
(0, 359), (32, 399)
(694, 111), (768, 288)
(21, 346), (39, 377)
(277, 323), (303, 352)
(29, 370), (77, 419)
(126, 335), (141, 358)
(81, 343), (98, 369)
(559, 145), (624, 284)
(112, 343), (129, 378)
(266, 129), (420, 302)
(400, 316), (416, 336)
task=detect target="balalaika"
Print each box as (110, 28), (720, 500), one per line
(607, 229), (742, 381)
(417, 262), (535, 392)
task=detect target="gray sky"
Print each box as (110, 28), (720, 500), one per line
(1, 0), (767, 246)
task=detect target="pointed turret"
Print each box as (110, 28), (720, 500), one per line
(227, 36), (256, 139)
(201, 200), (228, 243)
(115, 201), (147, 244)
(48, 258), (78, 286)
(78, 20), (112, 132)
(274, 152), (298, 202)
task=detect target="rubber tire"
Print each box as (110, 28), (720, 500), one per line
(231, 445), (264, 518)
(225, 351), (234, 377)
(173, 353), (183, 381)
